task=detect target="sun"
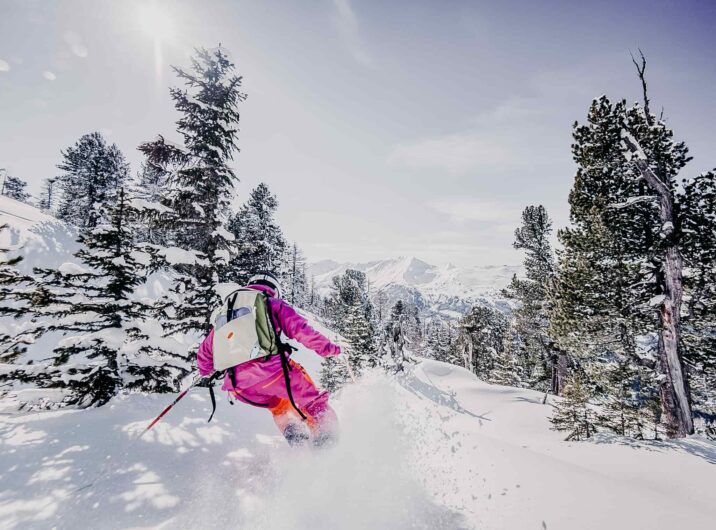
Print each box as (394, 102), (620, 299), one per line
(138, 3), (174, 41)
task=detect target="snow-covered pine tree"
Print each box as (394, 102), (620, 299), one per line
(130, 163), (171, 245)
(374, 289), (389, 325)
(225, 183), (287, 285)
(550, 370), (598, 441)
(425, 319), (460, 365)
(680, 170), (716, 435)
(552, 52), (712, 438)
(343, 299), (377, 374)
(0, 172), (31, 203)
(381, 300), (408, 372)
(286, 243), (309, 307)
(0, 223), (35, 363)
(320, 355), (349, 393)
(37, 177), (60, 212)
(502, 205), (565, 393)
(491, 323), (525, 387)
(458, 305), (508, 380)
(139, 47), (246, 335)
(56, 132), (129, 230)
(323, 269), (377, 374)
(20, 189), (166, 405)
(598, 357), (659, 438)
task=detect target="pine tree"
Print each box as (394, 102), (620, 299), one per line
(458, 305), (508, 380)
(679, 170), (716, 436)
(550, 371), (598, 441)
(0, 223), (35, 363)
(598, 358), (659, 438)
(130, 163), (171, 245)
(320, 355), (348, 393)
(323, 269), (377, 374)
(21, 189), (159, 405)
(503, 205), (565, 393)
(225, 183), (287, 284)
(552, 67), (703, 437)
(381, 301), (408, 372)
(286, 243), (308, 307)
(139, 47), (246, 335)
(491, 324), (525, 387)
(56, 132), (129, 229)
(1, 172), (31, 203)
(343, 299), (377, 374)
(37, 177), (60, 212)
(426, 319), (460, 365)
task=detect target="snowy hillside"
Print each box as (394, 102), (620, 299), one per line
(2, 354), (714, 529)
(310, 257), (520, 316)
(0, 195), (79, 273)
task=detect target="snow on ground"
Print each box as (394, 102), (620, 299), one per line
(2, 198), (714, 529)
(0, 195), (79, 274)
(1, 354), (714, 530)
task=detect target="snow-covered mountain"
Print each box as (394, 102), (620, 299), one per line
(309, 256), (520, 317)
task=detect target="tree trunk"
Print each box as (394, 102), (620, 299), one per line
(635, 160), (694, 437)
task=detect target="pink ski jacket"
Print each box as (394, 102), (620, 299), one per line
(196, 284), (341, 391)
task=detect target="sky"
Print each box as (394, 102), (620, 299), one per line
(1, 0), (715, 267)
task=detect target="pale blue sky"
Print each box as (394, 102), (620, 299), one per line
(1, 0), (714, 266)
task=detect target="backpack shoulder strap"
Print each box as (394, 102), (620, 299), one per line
(264, 299), (306, 420)
(225, 291), (239, 323)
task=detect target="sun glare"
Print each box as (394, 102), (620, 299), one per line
(138, 3), (174, 41)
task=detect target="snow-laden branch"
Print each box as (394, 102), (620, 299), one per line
(606, 195), (656, 210)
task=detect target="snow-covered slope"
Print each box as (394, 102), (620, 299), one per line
(0, 195), (79, 273)
(1, 354), (714, 529)
(310, 256), (520, 316)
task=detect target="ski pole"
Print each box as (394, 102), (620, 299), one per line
(141, 373), (202, 433)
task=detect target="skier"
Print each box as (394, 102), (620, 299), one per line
(196, 271), (342, 446)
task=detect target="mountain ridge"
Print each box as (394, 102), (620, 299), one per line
(308, 256), (521, 317)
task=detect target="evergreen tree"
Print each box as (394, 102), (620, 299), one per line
(0, 223), (35, 363)
(320, 355), (348, 393)
(286, 243), (308, 307)
(680, 170), (716, 432)
(491, 324), (525, 387)
(343, 300), (377, 374)
(426, 319), (460, 365)
(37, 177), (60, 212)
(550, 371), (598, 441)
(56, 132), (129, 229)
(458, 305), (508, 380)
(552, 84), (701, 437)
(598, 358), (659, 438)
(130, 163), (171, 245)
(20, 189), (164, 405)
(225, 183), (287, 284)
(139, 47), (246, 335)
(381, 301), (408, 372)
(503, 205), (565, 393)
(1, 173), (31, 203)
(323, 269), (377, 374)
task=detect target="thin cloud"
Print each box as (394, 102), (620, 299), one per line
(0, 59), (10, 72)
(332, 0), (372, 67)
(429, 198), (519, 224)
(388, 133), (510, 175)
(63, 31), (88, 59)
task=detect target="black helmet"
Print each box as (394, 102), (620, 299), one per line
(248, 271), (282, 298)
